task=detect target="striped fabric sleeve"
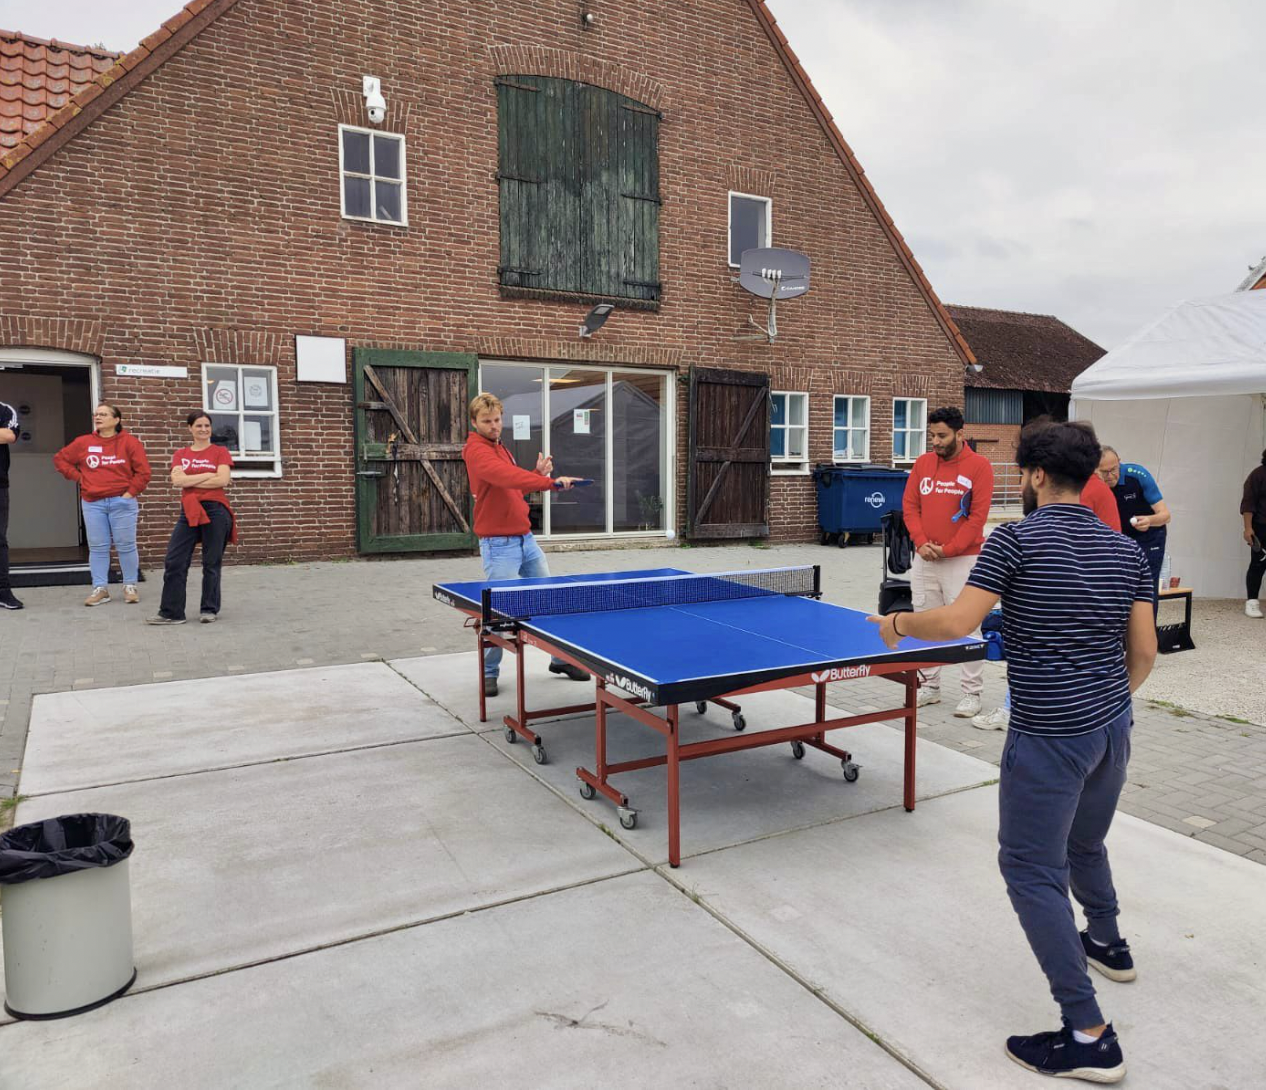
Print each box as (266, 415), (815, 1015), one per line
(1132, 544), (1156, 603)
(965, 524), (1022, 596)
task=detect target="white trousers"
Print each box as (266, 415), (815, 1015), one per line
(910, 553), (984, 695)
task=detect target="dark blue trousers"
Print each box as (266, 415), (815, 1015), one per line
(998, 706), (1132, 1029)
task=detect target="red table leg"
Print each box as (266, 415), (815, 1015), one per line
(667, 704), (681, 868)
(476, 621), (487, 723)
(904, 670), (918, 812)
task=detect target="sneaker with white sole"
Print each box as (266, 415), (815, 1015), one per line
(916, 687), (941, 708)
(1247, 600), (1263, 619)
(1081, 930), (1136, 983)
(1006, 1022), (1125, 1084)
(972, 706), (1010, 731)
(84, 586), (111, 607)
(123, 584), (140, 604)
(954, 694), (982, 718)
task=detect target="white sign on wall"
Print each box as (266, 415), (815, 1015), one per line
(573, 409), (591, 435)
(295, 335), (347, 384)
(512, 415), (531, 441)
(243, 376), (270, 409)
(117, 363), (188, 379)
(212, 381), (238, 411)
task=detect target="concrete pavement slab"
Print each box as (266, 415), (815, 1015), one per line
(475, 682), (997, 865)
(2, 735), (639, 1008)
(681, 785), (1266, 1089)
(20, 663), (458, 795)
(0, 872), (928, 1090)
(389, 646), (594, 731)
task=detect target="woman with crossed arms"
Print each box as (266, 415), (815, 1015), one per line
(147, 411), (236, 626)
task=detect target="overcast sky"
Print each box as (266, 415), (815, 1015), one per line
(6, 0), (1263, 348)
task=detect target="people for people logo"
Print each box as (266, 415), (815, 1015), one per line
(86, 454), (100, 469)
(919, 476), (934, 495)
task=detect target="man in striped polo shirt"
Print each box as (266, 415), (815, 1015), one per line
(870, 421), (1157, 1084)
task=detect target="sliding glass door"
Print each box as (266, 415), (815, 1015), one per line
(477, 361), (671, 537)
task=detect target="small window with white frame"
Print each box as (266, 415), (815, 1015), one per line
(339, 125), (407, 225)
(729, 191), (771, 267)
(892, 397), (927, 463)
(202, 364), (282, 476)
(770, 390), (809, 473)
(833, 395), (870, 463)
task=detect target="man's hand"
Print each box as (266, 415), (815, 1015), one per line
(123, 492), (134, 500)
(1245, 527), (1259, 546)
(866, 613), (903, 649)
(1130, 514), (1153, 532)
(917, 542), (942, 561)
(553, 477), (581, 491)
(534, 452), (553, 475)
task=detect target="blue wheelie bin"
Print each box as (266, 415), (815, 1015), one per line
(813, 464), (909, 547)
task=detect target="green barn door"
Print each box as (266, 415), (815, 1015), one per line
(353, 349), (477, 553)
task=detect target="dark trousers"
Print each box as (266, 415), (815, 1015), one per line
(158, 502), (231, 620)
(1139, 535), (1164, 616)
(0, 487), (9, 591)
(998, 706), (1133, 1030)
(1248, 521), (1266, 600)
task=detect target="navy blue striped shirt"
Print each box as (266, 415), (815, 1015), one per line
(966, 504), (1153, 737)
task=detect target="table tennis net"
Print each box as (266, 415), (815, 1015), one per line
(484, 566), (818, 621)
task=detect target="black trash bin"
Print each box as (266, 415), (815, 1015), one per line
(0, 813), (136, 1019)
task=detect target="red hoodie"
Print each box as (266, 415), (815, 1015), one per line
(902, 445), (994, 557)
(462, 431), (553, 537)
(53, 431), (152, 501)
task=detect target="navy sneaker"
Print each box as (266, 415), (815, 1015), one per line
(1006, 1023), (1125, 1084)
(1081, 930), (1136, 982)
(0, 591), (23, 610)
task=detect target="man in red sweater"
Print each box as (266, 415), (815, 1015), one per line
(463, 393), (585, 697)
(901, 405), (995, 717)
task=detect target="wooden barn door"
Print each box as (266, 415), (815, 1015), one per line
(353, 349), (477, 553)
(686, 367), (770, 539)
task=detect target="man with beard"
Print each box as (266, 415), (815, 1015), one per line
(871, 421), (1156, 1084)
(900, 405), (994, 717)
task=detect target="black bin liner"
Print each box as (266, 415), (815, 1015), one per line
(0, 814), (133, 886)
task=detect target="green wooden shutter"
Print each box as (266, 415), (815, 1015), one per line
(498, 77), (559, 289)
(616, 94), (661, 302)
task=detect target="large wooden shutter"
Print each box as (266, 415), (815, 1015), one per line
(687, 367), (770, 539)
(497, 76), (659, 303)
(353, 349), (477, 554)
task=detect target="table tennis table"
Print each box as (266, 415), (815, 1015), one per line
(434, 566), (985, 867)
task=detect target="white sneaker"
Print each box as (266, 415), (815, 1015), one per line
(954, 694), (983, 718)
(916, 687), (941, 708)
(972, 706), (1010, 731)
(1247, 600), (1264, 619)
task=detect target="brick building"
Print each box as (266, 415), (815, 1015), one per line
(948, 304), (1105, 504)
(0, 1), (972, 575)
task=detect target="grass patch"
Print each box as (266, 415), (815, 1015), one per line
(1217, 713), (1252, 725)
(0, 793), (27, 830)
(1149, 699), (1194, 718)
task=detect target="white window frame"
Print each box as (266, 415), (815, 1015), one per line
(832, 395), (871, 463)
(892, 397), (928, 465)
(727, 191), (772, 268)
(201, 363), (282, 478)
(476, 360), (676, 540)
(770, 390), (810, 475)
(338, 124), (408, 226)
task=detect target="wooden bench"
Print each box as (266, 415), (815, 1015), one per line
(1156, 586), (1195, 654)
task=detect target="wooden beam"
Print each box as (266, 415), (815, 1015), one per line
(361, 365), (420, 446)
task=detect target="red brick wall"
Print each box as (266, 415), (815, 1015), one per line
(965, 423), (1021, 504)
(0, 0), (965, 561)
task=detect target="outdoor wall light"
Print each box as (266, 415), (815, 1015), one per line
(579, 303), (615, 338)
(966, 362), (984, 374)
(581, 8), (597, 28)
(363, 75), (387, 124)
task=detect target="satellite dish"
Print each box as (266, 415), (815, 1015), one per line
(733, 247), (811, 342)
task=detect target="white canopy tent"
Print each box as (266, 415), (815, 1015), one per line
(1071, 290), (1266, 599)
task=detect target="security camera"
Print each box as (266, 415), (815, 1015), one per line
(363, 76), (387, 125)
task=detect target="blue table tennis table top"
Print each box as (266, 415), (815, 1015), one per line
(434, 568), (985, 705)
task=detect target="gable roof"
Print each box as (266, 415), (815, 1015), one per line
(947, 304), (1105, 394)
(1236, 255), (1266, 292)
(0, 31), (120, 150)
(0, 0), (975, 368)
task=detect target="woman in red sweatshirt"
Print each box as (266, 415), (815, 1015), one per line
(146, 410), (236, 626)
(54, 403), (151, 606)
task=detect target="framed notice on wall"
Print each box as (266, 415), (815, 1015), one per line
(243, 376), (270, 409)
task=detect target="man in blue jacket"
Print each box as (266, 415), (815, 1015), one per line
(1098, 447), (1170, 609)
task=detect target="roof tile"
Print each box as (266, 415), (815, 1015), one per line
(948, 305), (1105, 394)
(0, 29), (120, 149)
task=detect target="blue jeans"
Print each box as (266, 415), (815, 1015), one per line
(479, 533), (561, 677)
(82, 495), (140, 586)
(998, 706), (1132, 1029)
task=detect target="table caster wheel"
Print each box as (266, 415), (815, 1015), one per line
(837, 532), (850, 549)
(732, 712), (746, 732)
(790, 740), (805, 760)
(532, 744), (547, 765)
(579, 781), (596, 800)
(504, 726), (516, 743)
(842, 760), (860, 782)
(618, 808), (638, 830)
(695, 701), (707, 715)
